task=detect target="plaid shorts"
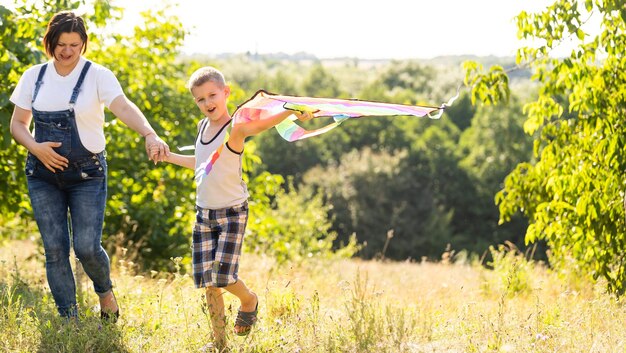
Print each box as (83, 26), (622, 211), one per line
(192, 201), (249, 288)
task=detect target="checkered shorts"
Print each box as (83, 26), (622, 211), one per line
(192, 201), (248, 288)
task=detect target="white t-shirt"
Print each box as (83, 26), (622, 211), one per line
(10, 57), (124, 153)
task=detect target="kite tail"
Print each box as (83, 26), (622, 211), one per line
(427, 85), (462, 120)
(275, 114), (349, 142)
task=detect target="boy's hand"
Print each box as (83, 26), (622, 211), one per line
(294, 111), (314, 122)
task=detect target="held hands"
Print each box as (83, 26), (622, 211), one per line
(32, 141), (69, 173)
(144, 133), (170, 164)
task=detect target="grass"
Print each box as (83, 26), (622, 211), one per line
(1, 239), (626, 353)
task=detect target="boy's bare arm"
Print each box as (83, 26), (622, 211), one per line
(229, 110), (312, 151)
(163, 152), (196, 169)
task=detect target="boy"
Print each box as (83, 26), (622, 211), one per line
(158, 67), (310, 349)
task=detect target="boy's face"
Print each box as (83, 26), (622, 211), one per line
(191, 81), (230, 121)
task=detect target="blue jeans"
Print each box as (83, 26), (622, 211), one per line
(26, 154), (112, 317)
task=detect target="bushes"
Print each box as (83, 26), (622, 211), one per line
(303, 147), (456, 260)
(247, 174), (359, 264)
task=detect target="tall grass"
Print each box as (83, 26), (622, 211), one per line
(1, 239), (626, 352)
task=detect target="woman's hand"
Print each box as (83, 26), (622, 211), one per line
(10, 106), (68, 173)
(31, 141), (69, 172)
(145, 133), (170, 164)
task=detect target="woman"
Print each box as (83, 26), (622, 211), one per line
(9, 10), (169, 321)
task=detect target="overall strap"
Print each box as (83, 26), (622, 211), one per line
(68, 61), (92, 109)
(31, 64), (48, 104)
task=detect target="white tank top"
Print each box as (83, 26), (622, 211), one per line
(195, 118), (249, 209)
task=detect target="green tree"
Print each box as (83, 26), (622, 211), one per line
(458, 96), (535, 251)
(444, 92), (476, 132)
(0, 1), (198, 269)
(459, 96), (534, 199)
(0, 1), (81, 220)
(247, 179), (358, 264)
(1, 1), (346, 270)
(303, 147), (455, 259)
(409, 122), (492, 256)
(360, 60), (441, 105)
(300, 117), (498, 260)
(465, 0), (626, 293)
(88, 6), (200, 270)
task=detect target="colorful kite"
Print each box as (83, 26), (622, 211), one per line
(233, 90), (455, 142)
(195, 89), (458, 181)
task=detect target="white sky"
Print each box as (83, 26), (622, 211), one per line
(3, 0), (595, 59)
(118, 0), (588, 59)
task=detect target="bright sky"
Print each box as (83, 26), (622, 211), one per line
(2, 0), (593, 59)
(118, 0), (564, 59)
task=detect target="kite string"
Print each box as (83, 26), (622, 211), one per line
(428, 85), (462, 119)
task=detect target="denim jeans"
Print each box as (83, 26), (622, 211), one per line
(26, 153), (112, 317)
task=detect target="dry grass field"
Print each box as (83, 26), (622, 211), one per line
(1, 239), (625, 352)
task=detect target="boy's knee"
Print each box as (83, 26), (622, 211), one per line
(205, 286), (223, 298)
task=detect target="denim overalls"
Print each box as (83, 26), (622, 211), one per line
(26, 61), (113, 318)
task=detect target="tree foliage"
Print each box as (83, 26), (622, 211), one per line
(465, 0), (626, 293)
(303, 147), (454, 259)
(247, 56), (535, 261)
(300, 117), (509, 260)
(0, 0), (353, 269)
(0, 1), (64, 218)
(0, 0), (198, 269)
(90, 5), (198, 270)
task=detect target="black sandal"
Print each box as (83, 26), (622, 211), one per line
(234, 302), (258, 336)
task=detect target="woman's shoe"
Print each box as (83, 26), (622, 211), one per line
(100, 291), (120, 323)
(100, 308), (119, 323)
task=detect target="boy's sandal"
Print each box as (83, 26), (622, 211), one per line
(234, 302), (258, 336)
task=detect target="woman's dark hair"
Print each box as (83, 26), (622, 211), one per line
(43, 11), (88, 57)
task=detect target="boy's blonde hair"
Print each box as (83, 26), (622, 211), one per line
(187, 66), (226, 91)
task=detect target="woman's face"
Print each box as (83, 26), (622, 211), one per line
(53, 32), (83, 69)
